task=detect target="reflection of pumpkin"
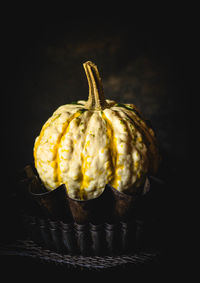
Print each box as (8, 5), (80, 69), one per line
(34, 61), (160, 200)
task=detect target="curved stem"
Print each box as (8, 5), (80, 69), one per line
(83, 61), (108, 110)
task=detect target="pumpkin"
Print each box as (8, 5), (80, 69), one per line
(34, 61), (159, 200)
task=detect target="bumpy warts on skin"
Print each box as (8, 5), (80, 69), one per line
(34, 61), (160, 200)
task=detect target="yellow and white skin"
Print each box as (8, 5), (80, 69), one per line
(34, 61), (159, 200)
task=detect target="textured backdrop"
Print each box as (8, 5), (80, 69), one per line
(1, 14), (195, 277)
(4, 18), (191, 194)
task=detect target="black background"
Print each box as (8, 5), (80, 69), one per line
(1, 11), (195, 278)
(4, 17), (192, 186)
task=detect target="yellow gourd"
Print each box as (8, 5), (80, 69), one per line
(34, 61), (159, 200)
